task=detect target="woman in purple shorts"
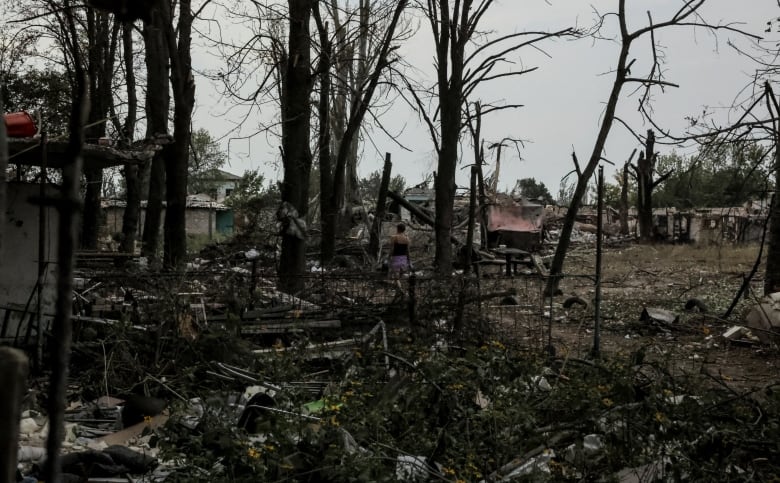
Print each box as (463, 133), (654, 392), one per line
(388, 223), (411, 276)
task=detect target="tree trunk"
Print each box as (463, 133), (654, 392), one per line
(142, 153), (165, 258)
(434, 98), (461, 273)
(619, 161), (630, 236)
(42, 5), (88, 477)
(636, 129), (656, 241)
(119, 22), (140, 254)
(323, 0), (407, 265)
(369, 153), (392, 260)
(546, 29), (631, 295)
(162, 0), (195, 269)
(0, 91), (7, 255)
(140, 5), (170, 261)
(81, 10), (118, 250)
(315, 6), (335, 266)
(81, 168), (102, 249)
(279, 0), (313, 292)
(765, 85), (780, 294)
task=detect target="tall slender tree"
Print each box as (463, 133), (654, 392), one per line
(546, 0), (755, 294)
(414, 0), (572, 273)
(160, 0), (195, 269)
(278, 0), (314, 291)
(140, 1), (170, 262)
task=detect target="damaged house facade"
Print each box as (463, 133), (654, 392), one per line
(1, 136), (154, 346)
(649, 203), (769, 244)
(102, 194), (234, 246)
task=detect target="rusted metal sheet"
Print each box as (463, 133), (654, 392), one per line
(486, 203), (544, 233)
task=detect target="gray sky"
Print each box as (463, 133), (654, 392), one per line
(192, 0), (779, 196)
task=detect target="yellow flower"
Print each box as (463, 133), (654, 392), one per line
(442, 467), (456, 476)
(247, 447), (260, 459)
(602, 398), (614, 408)
(490, 340), (506, 350)
(329, 415), (340, 427)
(143, 415), (153, 424)
(263, 444), (276, 452)
(655, 411), (667, 423)
(447, 383), (465, 391)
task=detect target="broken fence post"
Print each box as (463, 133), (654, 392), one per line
(0, 347), (29, 483)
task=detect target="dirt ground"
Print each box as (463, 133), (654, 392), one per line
(539, 242), (780, 390)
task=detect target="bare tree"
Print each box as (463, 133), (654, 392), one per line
(0, 90), (6, 255)
(42, 1), (88, 479)
(117, 21), (140, 254)
(632, 130), (673, 241)
(546, 0), (756, 294)
(618, 151), (635, 236)
(81, 7), (119, 250)
(278, 0), (314, 292)
(320, 0), (408, 264)
(160, 0), (196, 269)
(411, 0), (573, 274)
(140, 1), (170, 262)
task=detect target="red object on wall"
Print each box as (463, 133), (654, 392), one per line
(3, 111), (37, 138)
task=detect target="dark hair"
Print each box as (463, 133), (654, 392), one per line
(397, 223), (406, 233)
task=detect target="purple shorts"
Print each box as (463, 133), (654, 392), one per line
(389, 255), (410, 272)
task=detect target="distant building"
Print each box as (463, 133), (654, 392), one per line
(191, 169), (241, 202)
(103, 194), (233, 244)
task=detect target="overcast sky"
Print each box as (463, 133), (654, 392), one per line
(191, 0), (780, 196)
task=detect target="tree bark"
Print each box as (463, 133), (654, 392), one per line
(619, 161), (630, 236)
(161, 0), (195, 269)
(43, 4), (88, 477)
(315, 5), (335, 265)
(81, 10), (118, 250)
(546, 17), (630, 294)
(323, 0), (407, 265)
(765, 84), (780, 294)
(369, 153), (392, 260)
(120, 22), (140, 254)
(636, 129), (656, 241)
(431, 1), (466, 275)
(0, 90), (6, 255)
(140, 5), (170, 261)
(279, 0), (314, 292)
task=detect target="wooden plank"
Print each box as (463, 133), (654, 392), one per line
(241, 319), (341, 334)
(531, 254), (549, 276)
(97, 414), (168, 446)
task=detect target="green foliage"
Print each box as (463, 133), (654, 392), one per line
(147, 332), (780, 482)
(358, 170), (407, 206)
(189, 128), (229, 196)
(225, 169), (281, 235)
(557, 176), (577, 206)
(653, 143), (773, 208)
(514, 177), (553, 204)
(1, 67), (71, 136)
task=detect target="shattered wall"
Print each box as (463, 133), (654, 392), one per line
(0, 182), (57, 343)
(101, 204), (229, 241)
